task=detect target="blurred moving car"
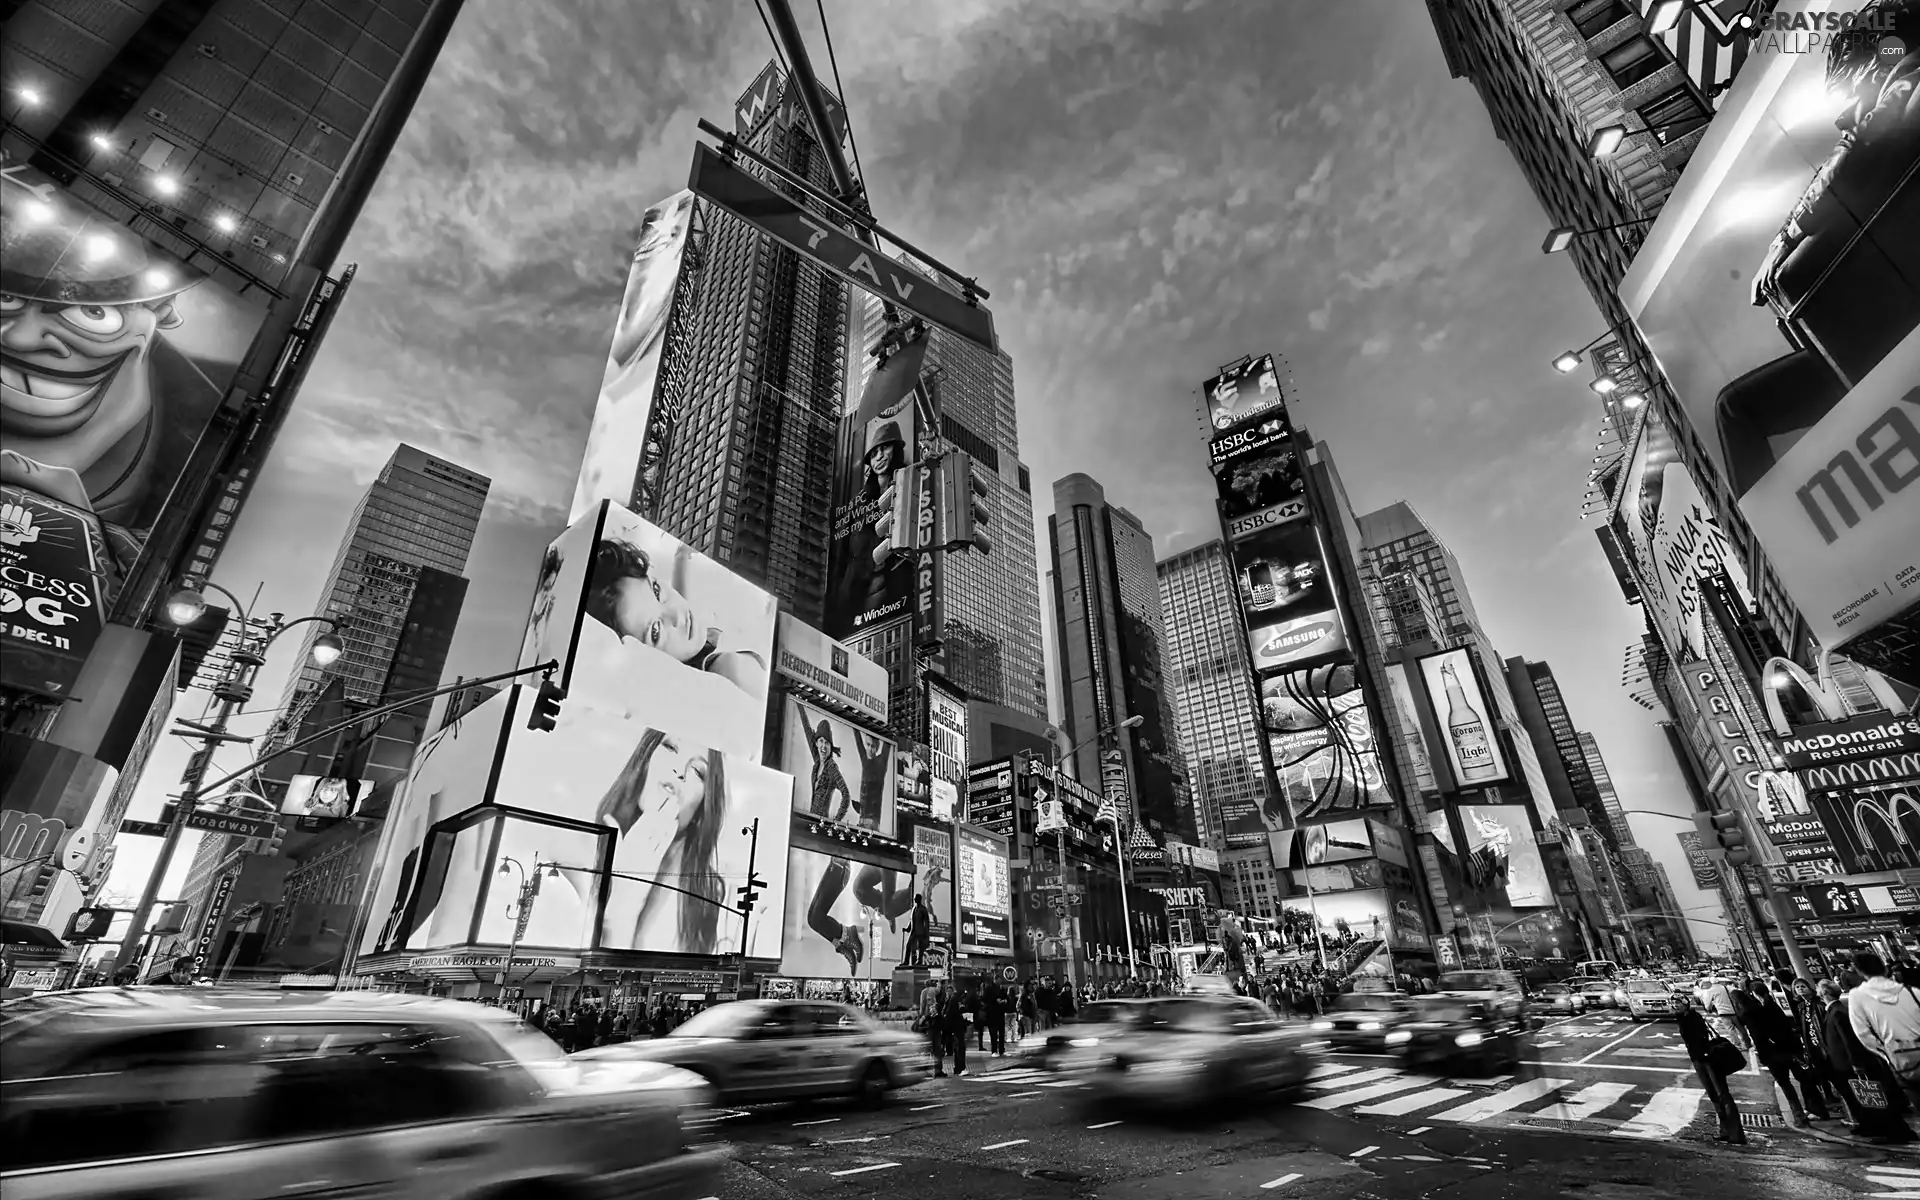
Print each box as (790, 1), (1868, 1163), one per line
(1433, 970), (1526, 1020)
(577, 999), (924, 1107)
(1068, 995), (1313, 1113)
(1532, 983), (1587, 1016)
(1575, 980), (1618, 1011)
(1389, 998), (1526, 1076)
(0, 988), (722, 1200)
(1013, 999), (1144, 1070)
(1310, 992), (1419, 1050)
(1618, 980), (1678, 1021)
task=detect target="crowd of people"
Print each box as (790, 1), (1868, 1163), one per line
(1676, 951), (1920, 1147)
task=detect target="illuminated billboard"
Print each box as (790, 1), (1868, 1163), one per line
(898, 811), (954, 948)
(783, 696), (896, 838)
(956, 826), (1012, 955)
(1618, 2), (1920, 654)
(568, 190), (697, 523)
(774, 613), (889, 725)
(1446, 804), (1552, 909)
(1613, 406), (1742, 664)
(1268, 818), (1376, 869)
(926, 678), (969, 795)
(825, 331), (932, 638)
(780, 844), (914, 978)
(1216, 446), (1305, 521)
(1202, 353), (1287, 432)
(517, 501), (777, 761)
(1259, 664), (1393, 823)
(1417, 648), (1512, 788)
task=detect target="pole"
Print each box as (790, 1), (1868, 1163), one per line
(501, 856), (541, 997)
(1114, 820), (1137, 980)
(741, 817), (760, 993)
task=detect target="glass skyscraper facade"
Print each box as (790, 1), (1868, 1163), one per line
(1156, 540), (1264, 854)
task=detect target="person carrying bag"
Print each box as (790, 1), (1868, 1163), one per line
(1678, 992), (1748, 1145)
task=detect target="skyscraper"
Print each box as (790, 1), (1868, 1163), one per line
(1512, 659), (1619, 848)
(1576, 730), (1634, 853)
(3, 0), (469, 626)
(1157, 540), (1265, 853)
(1050, 474), (1192, 843)
(646, 65), (851, 626)
(845, 290), (1049, 737)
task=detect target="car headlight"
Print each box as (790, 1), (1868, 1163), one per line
(1311, 1021), (1333, 1031)
(1069, 1037), (1101, 1047)
(1358, 1021), (1382, 1031)
(1385, 1031), (1412, 1046)
(1454, 1031), (1484, 1048)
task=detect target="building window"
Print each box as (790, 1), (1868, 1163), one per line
(1636, 85), (1710, 144)
(1568, 0), (1631, 39)
(1600, 37), (1666, 90)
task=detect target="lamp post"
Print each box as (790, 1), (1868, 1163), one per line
(497, 853), (554, 999)
(1541, 217), (1655, 255)
(1048, 716), (1143, 983)
(115, 581), (345, 969)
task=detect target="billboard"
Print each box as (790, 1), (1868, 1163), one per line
(1234, 517), (1335, 635)
(0, 487), (105, 698)
(1613, 406), (1741, 663)
(781, 844), (915, 978)
(1617, 1), (1920, 650)
(1457, 804), (1552, 909)
(1216, 446), (1306, 521)
(783, 696), (896, 838)
(281, 774), (372, 825)
(774, 613), (888, 725)
(1776, 712), (1920, 770)
(568, 190), (697, 523)
(0, 736), (118, 940)
(1678, 830), (1722, 890)
(926, 678), (969, 793)
(1, 161), (271, 597)
(516, 501), (777, 761)
(956, 826), (1012, 955)
(1268, 818), (1376, 869)
(1417, 648), (1512, 788)
(898, 811), (954, 947)
(1209, 415), (1293, 466)
(1259, 663), (1394, 823)
(1384, 663), (1437, 793)
(1203, 353), (1287, 432)
(825, 333), (933, 638)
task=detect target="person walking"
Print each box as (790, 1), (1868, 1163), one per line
(1847, 951), (1920, 1113)
(919, 979), (950, 1077)
(1018, 980), (1039, 1038)
(1035, 978), (1055, 1030)
(1786, 975), (1846, 1116)
(982, 978), (1008, 1056)
(1743, 975), (1830, 1124)
(941, 981), (972, 1077)
(1825, 974), (1917, 1144)
(1677, 992), (1748, 1144)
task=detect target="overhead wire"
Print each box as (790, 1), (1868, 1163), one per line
(752, 0), (791, 76)
(814, 0), (867, 195)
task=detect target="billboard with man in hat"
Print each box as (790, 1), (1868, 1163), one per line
(1, 157), (271, 688)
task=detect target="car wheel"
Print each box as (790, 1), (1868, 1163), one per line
(855, 1061), (891, 1109)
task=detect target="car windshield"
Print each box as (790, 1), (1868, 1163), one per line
(1137, 998), (1225, 1033)
(1625, 982), (1670, 994)
(1438, 972), (1502, 991)
(1333, 994), (1402, 1012)
(668, 1005), (759, 1039)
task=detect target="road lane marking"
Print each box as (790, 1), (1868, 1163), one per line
(1427, 1077), (1572, 1123)
(1402, 1155), (1443, 1162)
(1871, 1167), (1920, 1178)
(824, 1136), (890, 1144)
(1406, 1126), (1431, 1135)
(1260, 1173), (1304, 1189)
(1356, 1086), (1470, 1116)
(1613, 1086), (1704, 1139)
(1306, 1067), (1401, 1089)
(1350, 1146), (1379, 1158)
(1579, 1025), (1649, 1064)
(793, 1117), (840, 1126)
(1087, 1120), (1123, 1129)
(1008, 1090), (1042, 1097)
(1302, 1075), (1433, 1110)
(1528, 1081), (1637, 1123)
(1535, 1041), (1565, 1048)
(1518, 1061), (1688, 1074)
(981, 1138), (1030, 1150)
(830, 1163), (900, 1176)
(1039, 1080), (1081, 1088)
(1483, 1074), (1513, 1085)
(1311, 1062), (1365, 1079)
(909, 1103), (946, 1111)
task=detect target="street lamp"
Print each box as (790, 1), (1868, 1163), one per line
(498, 854), (559, 997)
(1541, 217), (1655, 254)
(116, 581), (344, 968)
(1586, 116), (1708, 159)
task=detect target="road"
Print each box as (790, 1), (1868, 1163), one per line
(698, 1010), (1903, 1200)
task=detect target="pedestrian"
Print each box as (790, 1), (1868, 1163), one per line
(918, 978), (949, 1076)
(981, 979), (1007, 1056)
(941, 981), (971, 1077)
(154, 956), (196, 986)
(1053, 979), (1078, 1024)
(1847, 951), (1920, 1112)
(1018, 980), (1037, 1039)
(1676, 992), (1748, 1144)
(1825, 974), (1916, 1144)
(1742, 974), (1829, 1124)
(1035, 978), (1055, 1030)
(1786, 976), (1845, 1114)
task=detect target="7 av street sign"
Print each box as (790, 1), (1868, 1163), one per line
(689, 144), (995, 351)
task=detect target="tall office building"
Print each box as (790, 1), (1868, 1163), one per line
(1051, 474), (1192, 843)
(1512, 660), (1622, 848)
(1576, 731), (1634, 853)
(644, 66), (851, 627)
(1157, 540), (1266, 853)
(847, 290), (1049, 734)
(3, 0), (467, 627)
(1421, 0), (1804, 655)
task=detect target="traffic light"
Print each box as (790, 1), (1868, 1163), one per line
(153, 902), (190, 935)
(736, 872), (769, 917)
(1693, 810), (1752, 867)
(527, 678), (567, 733)
(66, 906), (115, 941)
(938, 451), (992, 555)
(871, 462), (926, 566)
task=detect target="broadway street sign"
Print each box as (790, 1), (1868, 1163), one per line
(185, 809), (278, 840)
(689, 143), (995, 351)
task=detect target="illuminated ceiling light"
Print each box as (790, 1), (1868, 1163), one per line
(90, 133), (115, 151)
(1647, 0), (1687, 35)
(1542, 226), (1577, 254)
(1590, 376), (1620, 395)
(83, 233), (116, 261)
(152, 175), (180, 197)
(1587, 125), (1628, 159)
(1552, 350), (1583, 373)
(1620, 392), (1646, 408)
(21, 200), (54, 225)
(17, 86), (43, 107)
(270, 252), (288, 264)
(213, 213), (237, 234)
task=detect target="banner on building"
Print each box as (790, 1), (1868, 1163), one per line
(1416, 648), (1512, 788)
(1216, 446), (1306, 521)
(1612, 407), (1743, 664)
(926, 678), (969, 790)
(825, 332), (934, 638)
(781, 844), (914, 979)
(0, 487), (108, 699)
(1776, 713), (1920, 771)
(774, 614), (889, 725)
(1202, 353), (1288, 433)
(956, 826), (1012, 955)
(783, 696), (897, 839)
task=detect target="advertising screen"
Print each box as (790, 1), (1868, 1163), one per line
(780, 844), (915, 978)
(1617, 2), (1920, 650)
(825, 332), (932, 638)
(1216, 446), (1305, 520)
(956, 826), (1012, 954)
(518, 506), (601, 684)
(1209, 415), (1293, 466)
(569, 190), (697, 524)
(1259, 664), (1394, 822)
(1234, 518), (1335, 632)
(1268, 818), (1375, 870)
(1457, 804), (1552, 909)
(469, 814), (609, 948)
(281, 775), (373, 820)
(1384, 663), (1437, 794)
(1417, 648), (1512, 788)
(1281, 887), (1394, 948)
(783, 696), (896, 838)
(0, 738), (117, 937)
(1202, 353), (1287, 432)
(898, 812), (954, 947)
(1613, 407), (1743, 664)
(518, 501), (777, 761)
(1247, 611), (1347, 676)
(926, 679), (969, 792)
(0, 487), (105, 698)
(774, 613), (889, 725)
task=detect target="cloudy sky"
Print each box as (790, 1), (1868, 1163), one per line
(113, 0), (1723, 951)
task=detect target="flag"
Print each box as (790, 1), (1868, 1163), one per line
(1095, 794), (1122, 827)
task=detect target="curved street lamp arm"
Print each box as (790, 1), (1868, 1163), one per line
(190, 579), (253, 621)
(190, 659), (558, 801)
(263, 613), (341, 650)
(548, 864), (747, 917)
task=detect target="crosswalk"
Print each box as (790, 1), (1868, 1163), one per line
(953, 1061), (1713, 1141)
(1865, 1162), (1920, 1199)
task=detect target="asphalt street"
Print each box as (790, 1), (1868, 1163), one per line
(699, 1011), (1906, 1200)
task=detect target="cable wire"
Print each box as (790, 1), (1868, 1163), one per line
(753, 0), (791, 76)
(814, 0), (867, 194)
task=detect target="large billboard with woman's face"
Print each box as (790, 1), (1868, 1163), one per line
(1618, 0), (1920, 657)
(783, 696), (896, 837)
(519, 500), (777, 760)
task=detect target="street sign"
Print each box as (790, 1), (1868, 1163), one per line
(118, 819), (170, 837)
(185, 810), (278, 840)
(688, 144), (995, 351)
